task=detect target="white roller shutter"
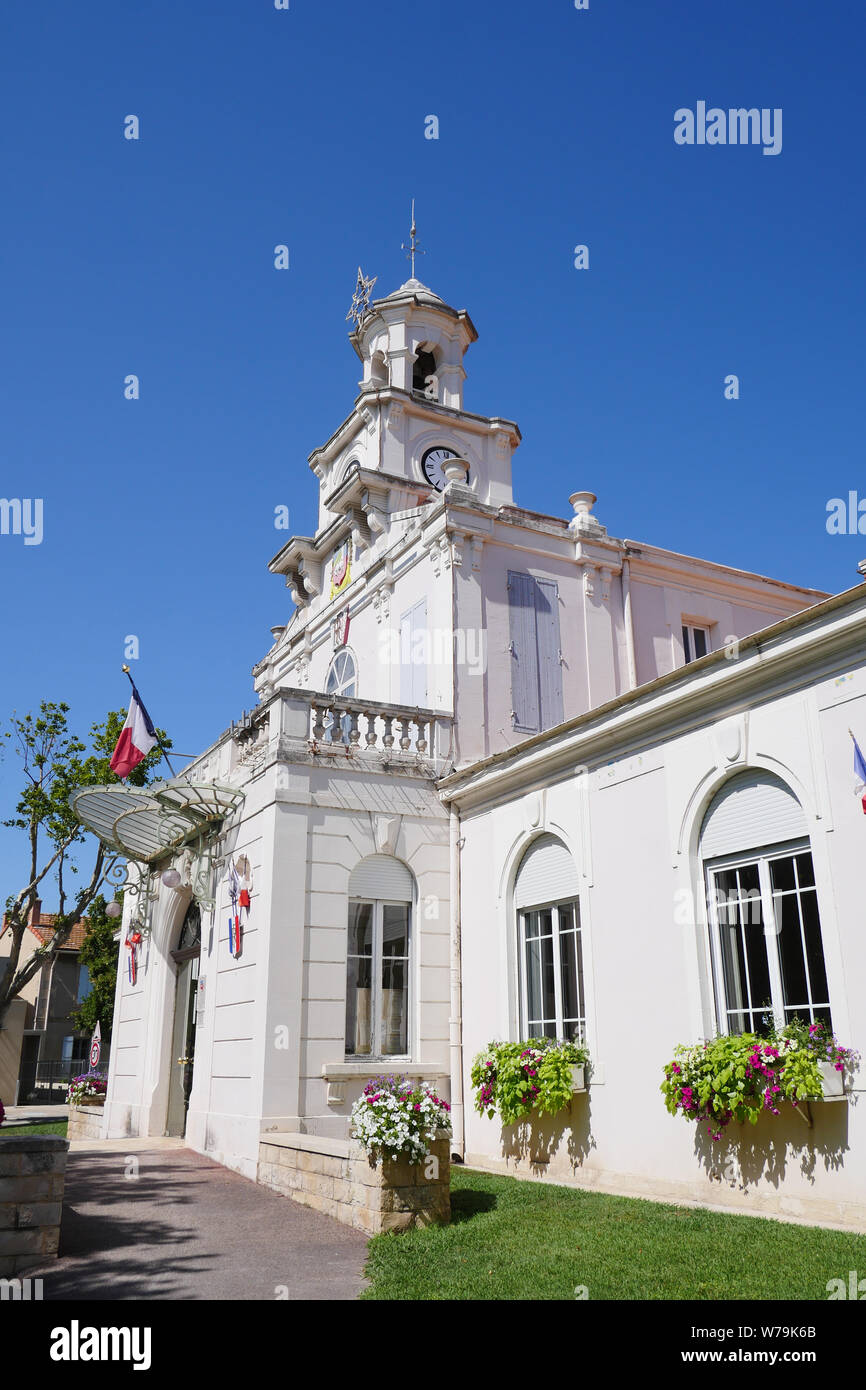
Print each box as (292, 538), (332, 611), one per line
(514, 834), (578, 908)
(700, 770), (807, 860)
(349, 855), (414, 902)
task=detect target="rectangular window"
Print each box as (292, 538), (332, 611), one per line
(519, 900), (585, 1042)
(707, 848), (831, 1034)
(345, 900), (410, 1059)
(682, 623), (711, 664)
(508, 571), (564, 733)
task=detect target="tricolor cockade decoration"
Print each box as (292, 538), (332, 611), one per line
(227, 855), (252, 958)
(125, 929), (142, 985)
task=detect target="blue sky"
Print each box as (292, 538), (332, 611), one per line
(1, 1), (864, 903)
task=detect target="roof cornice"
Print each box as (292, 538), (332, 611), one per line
(439, 583), (866, 809)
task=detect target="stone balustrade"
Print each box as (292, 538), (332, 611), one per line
(306, 694), (449, 759)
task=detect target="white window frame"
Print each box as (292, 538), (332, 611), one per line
(517, 896), (585, 1042)
(682, 622), (711, 664)
(705, 838), (831, 1035)
(325, 648), (357, 742)
(345, 896), (412, 1062)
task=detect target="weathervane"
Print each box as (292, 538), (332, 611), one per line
(346, 267), (378, 328)
(402, 199), (425, 280)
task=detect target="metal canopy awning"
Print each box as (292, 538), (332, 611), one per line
(71, 780), (244, 864)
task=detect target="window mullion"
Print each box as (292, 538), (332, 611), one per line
(792, 862), (815, 1021)
(758, 858), (784, 1029)
(518, 912), (528, 1039)
(735, 869), (755, 1031)
(550, 906), (564, 1037)
(706, 870), (729, 1032)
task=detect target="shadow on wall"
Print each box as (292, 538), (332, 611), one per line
(694, 1099), (853, 1193)
(500, 1096), (595, 1175)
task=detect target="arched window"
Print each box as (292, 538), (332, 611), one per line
(514, 835), (584, 1042)
(170, 900), (201, 963)
(326, 648), (356, 696)
(345, 855), (413, 1059)
(701, 770), (831, 1035)
(412, 347), (437, 396)
(370, 351), (388, 387)
(325, 649), (357, 742)
(178, 902), (201, 950)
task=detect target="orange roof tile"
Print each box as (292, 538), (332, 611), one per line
(0, 914), (88, 951)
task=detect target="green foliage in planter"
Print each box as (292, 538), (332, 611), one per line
(471, 1038), (589, 1127)
(661, 1019), (858, 1141)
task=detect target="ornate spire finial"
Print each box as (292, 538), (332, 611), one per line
(401, 198), (425, 280)
(346, 266), (378, 328)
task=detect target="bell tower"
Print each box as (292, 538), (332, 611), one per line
(351, 272), (477, 413)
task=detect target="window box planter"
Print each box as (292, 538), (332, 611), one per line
(472, 1039), (590, 1126)
(819, 1060), (845, 1098)
(661, 1023), (859, 1140)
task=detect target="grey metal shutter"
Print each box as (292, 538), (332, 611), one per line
(514, 834), (579, 908)
(349, 855), (414, 902)
(399, 598), (427, 707)
(508, 571), (541, 732)
(700, 770), (808, 860)
(535, 578), (563, 731)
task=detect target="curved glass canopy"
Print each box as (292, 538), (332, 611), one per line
(71, 780), (244, 864)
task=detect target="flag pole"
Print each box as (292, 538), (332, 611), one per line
(121, 666), (179, 779)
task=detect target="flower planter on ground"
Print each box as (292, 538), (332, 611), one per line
(66, 1071), (108, 1108)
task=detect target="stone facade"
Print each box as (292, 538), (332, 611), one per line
(0, 1135), (68, 1275)
(67, 1103), (105, 1143)
(257, 1130), (450, 1234)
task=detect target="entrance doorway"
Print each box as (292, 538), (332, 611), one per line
(166, 902), (201, 1138)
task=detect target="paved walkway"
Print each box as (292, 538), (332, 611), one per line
(27, 1142), (369, 1300)
(3, 1103), (68, 1123)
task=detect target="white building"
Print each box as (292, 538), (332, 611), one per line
(73, 274), (866, 1230)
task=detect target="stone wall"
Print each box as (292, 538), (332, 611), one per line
(67, 1103), (105, 1143)
(258, 1130), (450, 1234)
(0, 1135), (69, 1275)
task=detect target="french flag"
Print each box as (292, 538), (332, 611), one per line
(110, 682), (158, 779)
(853, 733), (866, 816)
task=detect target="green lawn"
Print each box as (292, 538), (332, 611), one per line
(2, 1121), (68, 1138)
(362, 1167), (866, 1300)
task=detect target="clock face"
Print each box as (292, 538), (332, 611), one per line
(421, 446), (465, 491)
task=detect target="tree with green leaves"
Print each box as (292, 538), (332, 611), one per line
(1, 702), (168, 1033)
(70, 893), (122, 1043)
